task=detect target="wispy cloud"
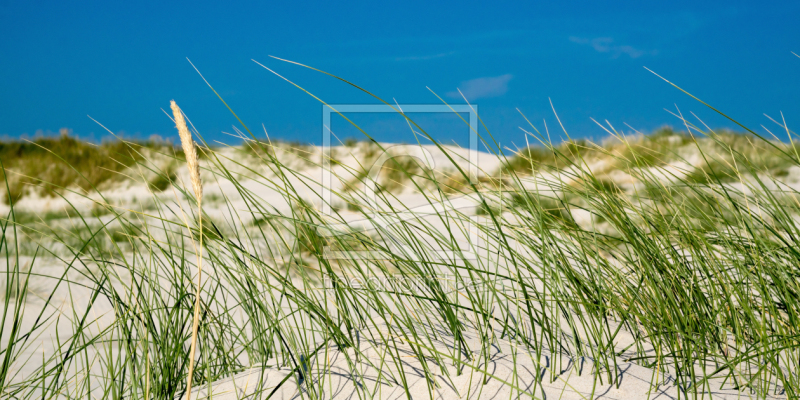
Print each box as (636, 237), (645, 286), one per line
(446, 74), (513, 100)
(569, 36), (657, 59)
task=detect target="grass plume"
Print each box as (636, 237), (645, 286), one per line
(170, 100), (204, 400)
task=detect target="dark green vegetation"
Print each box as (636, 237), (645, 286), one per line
(0, 135), (169, 203)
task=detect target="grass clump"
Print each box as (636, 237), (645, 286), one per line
(0, 134), (166, 202)
(148, 165), (177, 192)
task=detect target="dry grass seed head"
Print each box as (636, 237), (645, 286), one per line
(170, 100), (203, 202)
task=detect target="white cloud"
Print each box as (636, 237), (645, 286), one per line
(569, 36), (657, 59)
(446, 74), (513, 100)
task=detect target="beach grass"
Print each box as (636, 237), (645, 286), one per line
(0, 66), (798, 399)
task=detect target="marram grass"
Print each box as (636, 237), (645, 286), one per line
(170, 100), (204, 400)
(0, 65), (798, 399)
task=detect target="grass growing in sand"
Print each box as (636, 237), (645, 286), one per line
(0, 62), (799, 400)
(0, 135), (170, 203)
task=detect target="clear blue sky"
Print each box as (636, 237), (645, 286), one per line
(1, 1), (798, 147)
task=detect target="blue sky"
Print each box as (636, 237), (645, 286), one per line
(1, 1), (798, 147)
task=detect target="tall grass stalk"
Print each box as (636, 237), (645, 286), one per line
(170, 100), (204, 400)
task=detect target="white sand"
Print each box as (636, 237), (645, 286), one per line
(190, 324), (781, 400)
